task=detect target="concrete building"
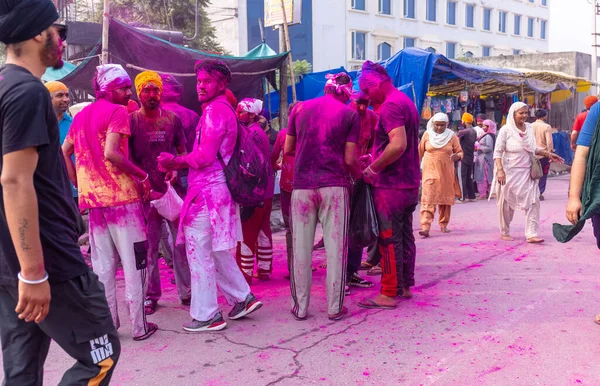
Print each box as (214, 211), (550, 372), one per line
(207, 0), (550, 72)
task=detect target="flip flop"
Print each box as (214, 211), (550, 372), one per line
(291, 310), (307, 321)
(366, 266), (382, 276)
(527, 238), (545, 244)
(328, 306), (348, 321)
(359, 262), (374, 270)
(357, 298), (396, 310)
(133, 322), (158, 341)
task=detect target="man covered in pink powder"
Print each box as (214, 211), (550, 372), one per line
(357, 61), (421, 310)
(285, 72), (361, 321)
(129, 70), (191, 315)
(157, 59), (262, 332)
(235, 98), (275, 283)
(160, 73), (200, 192)
(62, 64), (158, 340)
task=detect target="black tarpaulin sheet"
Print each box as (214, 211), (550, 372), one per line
(60, 18), (288, 111)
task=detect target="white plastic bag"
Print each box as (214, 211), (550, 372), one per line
(150, 182), (183, 222)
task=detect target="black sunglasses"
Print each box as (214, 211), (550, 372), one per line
(52, 24), (68, 41)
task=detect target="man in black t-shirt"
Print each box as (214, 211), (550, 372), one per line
(0, 1), (120, 384)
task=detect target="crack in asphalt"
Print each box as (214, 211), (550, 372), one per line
(266, 309), (383, 385)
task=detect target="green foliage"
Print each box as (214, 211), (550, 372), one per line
(291, 59), (312, 79)
(74, 0), (223, 53)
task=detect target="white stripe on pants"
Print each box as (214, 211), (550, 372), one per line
(183, 203), (250, 322)
(89, 202), (149, 338)
(499, 199), (540, 239)
(290, 187), (349, 318)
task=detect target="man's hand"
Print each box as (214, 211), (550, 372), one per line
(566, 197), (583, 225)
(138, 178), (151, 201)
(165, 170), (178, 184)
(450, 153), (461, 162)
(358, 154), (372, 170)
(549, 153), (564, 164)
(157, 152), (175, 172)
(497, 169), (506, 185)
(16, 279), (51, 323)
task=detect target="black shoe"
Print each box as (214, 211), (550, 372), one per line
(348, 272), (374, 288)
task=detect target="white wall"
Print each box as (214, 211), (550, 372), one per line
(206, 0), (248, 56)
(311, 0), (348, 71)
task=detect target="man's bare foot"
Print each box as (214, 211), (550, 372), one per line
(501, 235), (514, 241)
(399, 286), (412, 299)
(418, 230), (430, 238)
(527, 237), (544, 244)
(357, 293), (397, 309)
(440, 227), (451, 233)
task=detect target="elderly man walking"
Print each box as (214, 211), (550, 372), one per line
(63, 64), (158, 341)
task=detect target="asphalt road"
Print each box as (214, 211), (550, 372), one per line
(6, 175), (600, 385)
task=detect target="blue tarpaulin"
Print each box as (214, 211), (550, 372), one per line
(553, 131), (574, 166)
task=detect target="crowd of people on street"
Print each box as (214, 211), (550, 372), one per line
(0, 1), (598, 385)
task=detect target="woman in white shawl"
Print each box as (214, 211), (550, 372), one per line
(418, 113), (463, 237)
(493, 102), (563, 243)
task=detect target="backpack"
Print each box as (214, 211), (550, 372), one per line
(215, 102), (272, 207)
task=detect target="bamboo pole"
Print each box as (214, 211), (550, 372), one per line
(279, 0), (297, 102)
(101, 0), (110, 64)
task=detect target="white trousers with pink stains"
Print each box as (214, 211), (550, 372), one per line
(89, 202), (150, 338)
(183, 203), (251, 322)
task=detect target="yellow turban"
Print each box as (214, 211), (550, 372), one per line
(462, 112), (474, 124)
(134, 71), (163, 97)
(45, 81), (68, 94)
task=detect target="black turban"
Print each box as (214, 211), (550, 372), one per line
(535, 109), (548, 119)
(0, 0), (58, 45)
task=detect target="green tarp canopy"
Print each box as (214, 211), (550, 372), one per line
(42, 61), (77, 82)
(245, 43), (278, 59)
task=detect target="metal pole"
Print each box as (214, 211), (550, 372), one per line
(280, 0), (297, 102)
(593, 0), (598, 95)
(101, 0), (110, 64)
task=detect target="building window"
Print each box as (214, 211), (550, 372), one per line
(404, 37), (415, 48)
(426, 0), (437, 22)
(513, 49), (521, 55)
(541, 20), (547, 39)
(404, 0), (415, 18)
(379, 0), (391, 15)
(447, 1), (456, 25)
(482, 46), (491, 57)
(465, 4), (475, 28)
(528, 17), (534, 37)
(514, 15), (521, 35)
(377, 42), (392, 61)
(528, 0), (534, 2)
(446, 42), (456, 59)
(498, 11), (507, 33)
(542, 0), (547, 6)
(483, 8), (492, 31)
(351, 31), (366, 60)
(465, 51), (474, 58)
(351, 0), (366, 11)
(426, 47), (437, 53)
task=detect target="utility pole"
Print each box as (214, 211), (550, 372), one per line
(279, 27), (289, 129)
(101, 0), (110, 64)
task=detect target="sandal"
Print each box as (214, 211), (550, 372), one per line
(291, 310), (307, 321)
(359, 262), (374, 270)
(328, 306), (348, 321)
(526, 237), (545, 244)
(366, 265), (382, 276)
(133, 322), (158, 341)
(357, 298), (396, 310)
(419, 230), (430, 238)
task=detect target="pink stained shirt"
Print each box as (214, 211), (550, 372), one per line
(161, 101), (201, 154)
(66, 98), (140, 210)
(247, 121), (275, 200)
(176, 95), (240, 251)
(272, 127), (294, 193)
